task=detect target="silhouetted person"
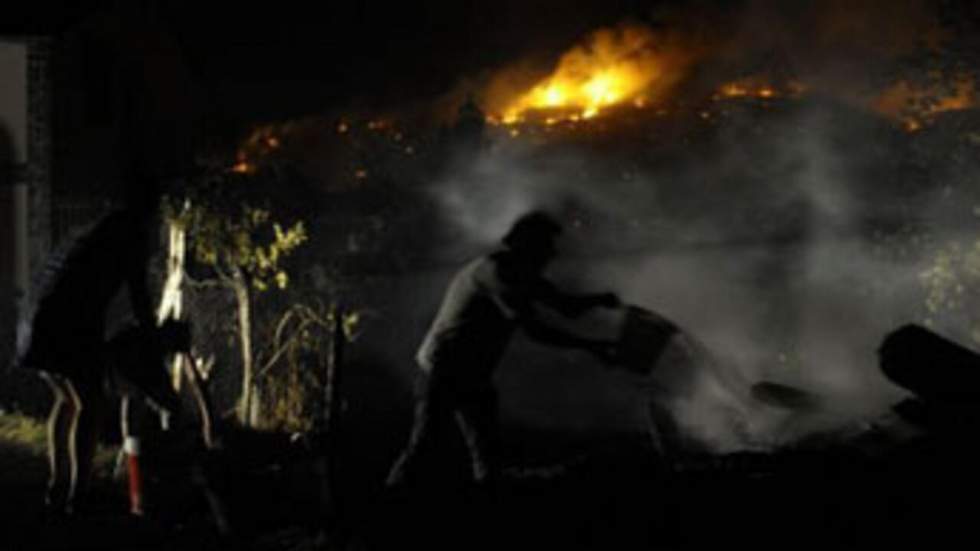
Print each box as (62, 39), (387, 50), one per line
(105, 318), (189, 421)
(14, 202), (159, 515)
(386, 211), (621, 491)
(453, 94), (487, 151)
(105, 318), (190, 517)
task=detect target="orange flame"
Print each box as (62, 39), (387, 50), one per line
(488, 23), (696, 125)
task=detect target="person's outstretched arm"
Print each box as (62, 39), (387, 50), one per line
(519, 314), (619, 365)
(533, 278), (620, 318)
(489, 258), (619, 363)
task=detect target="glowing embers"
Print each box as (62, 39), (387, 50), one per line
(713, 78), (807, 102)
(229, 125), (284, 174)
(230, 160), (254, 174)
(873, 76), (977, 132)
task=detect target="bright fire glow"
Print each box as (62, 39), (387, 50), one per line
(490, 23), (693, 125)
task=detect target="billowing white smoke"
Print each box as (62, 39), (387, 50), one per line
(425, 101), (974, 452)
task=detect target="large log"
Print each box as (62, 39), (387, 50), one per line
(880, 324), (980, 403)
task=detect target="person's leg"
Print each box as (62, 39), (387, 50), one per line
(385, 373), (440, 488)
(454, 389), (500, 485)
(455, 388), (502, 546)
(41, 373), (74, 510)
(382, 374), (464, 549)
(67, 375), (107, 510)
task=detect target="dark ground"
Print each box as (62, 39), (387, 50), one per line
(2, 414), (979, 551)
(371, 432), (980, 551)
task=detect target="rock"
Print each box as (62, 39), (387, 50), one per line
(880, 324), (980, 403)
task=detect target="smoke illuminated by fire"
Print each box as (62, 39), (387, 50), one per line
(873, 77), (977, 131)
(486, 23), (697, 125)
(206, 1), (980, 454)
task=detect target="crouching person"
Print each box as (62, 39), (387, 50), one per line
(385, 211), (621, 495)
(104, 318), (190, 516)
(13, 205), (159, 515)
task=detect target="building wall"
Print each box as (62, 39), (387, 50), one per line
(0, 39), (30, 375)
(52, 9), (200, 229)
(26, 38), (52, 291)
(0, 38), (52, 410)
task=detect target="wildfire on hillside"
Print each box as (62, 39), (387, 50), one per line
(485, 23), (698, 126)
(481, 19), (976, 133)
(224, 16), (980, 168)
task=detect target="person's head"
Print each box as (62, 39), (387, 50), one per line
(112, 190), (164, 258)
(502, 211), (562, 271)
(124, 187), (163, 224)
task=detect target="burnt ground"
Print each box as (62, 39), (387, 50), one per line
(370, 433), (980, 551)
(2, 417), (979, 551)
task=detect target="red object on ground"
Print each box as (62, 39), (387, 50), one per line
(124, 436), (144, 516)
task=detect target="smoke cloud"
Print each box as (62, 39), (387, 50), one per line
(425, 87), (979, 452)
(322, 0), (978, 455)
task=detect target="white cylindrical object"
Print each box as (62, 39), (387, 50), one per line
(123, 435), (141, 456)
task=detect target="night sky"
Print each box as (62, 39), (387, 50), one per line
(4, 0), (664, 120)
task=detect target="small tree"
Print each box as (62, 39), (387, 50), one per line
(166, 157), (308, 426)
(253, 301), (360, 433)
(921, 238), (980, 345)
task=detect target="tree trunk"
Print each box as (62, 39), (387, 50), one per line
(232, 268), (255, 426)
(316, 306), (346, 537)
(323, 306), (345, 437)
(182, 352), (218, 449)
(157, 217), (187, 390)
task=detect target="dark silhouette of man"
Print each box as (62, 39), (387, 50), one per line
(104, 318), (189, 420)
(15, 201), (160, 514)
(386, 211), (621, 490)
